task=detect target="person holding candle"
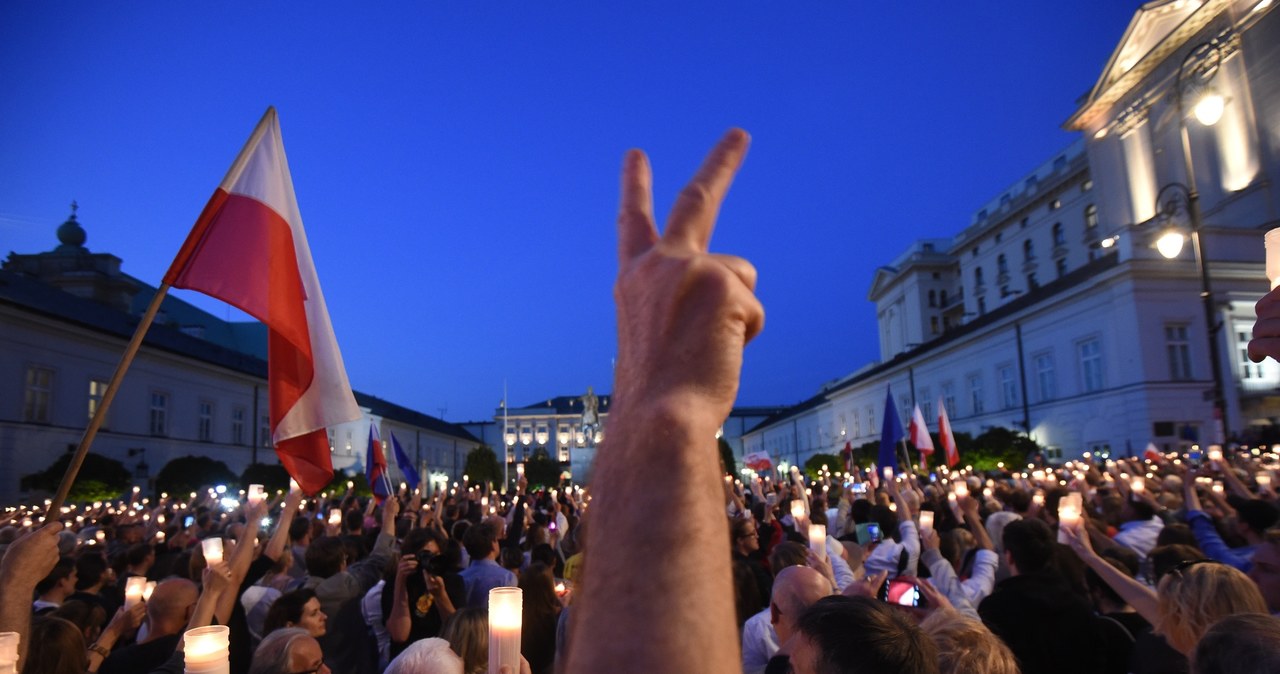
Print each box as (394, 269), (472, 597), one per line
(32, 557), (77, 613)
(1182, 471), (1279, 572)
(96, 578), (199, 674)
(1112, 495), (1165, 565)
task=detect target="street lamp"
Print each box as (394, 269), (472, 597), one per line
(1155, 38), (1228, 444)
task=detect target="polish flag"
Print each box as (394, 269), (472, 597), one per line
(366, 425), (392, 504)
(938, 398), (960, 468)
(909, 404), (935, 470)
(163, 108), (360, 494)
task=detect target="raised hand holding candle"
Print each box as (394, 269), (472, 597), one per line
(808, 523), (827, 560)
(183, 625), (230, 674)
(1057, 493), (1083, 543)
(790, 499), (807, 521)
(1131, 477), (1145, 497)
(883, 466), (893, 483)
(918, 510), (935, 533)
(953, 480), (970, 499)
(328, 509), (342, 526)
(289, 478), (301, 493)
(201, 537), (224, 567)
(247, 484), (265, 506)
(488, 587), (522, 674)
(124, 576), (148, 609)
(1208, 446), (1224, 466)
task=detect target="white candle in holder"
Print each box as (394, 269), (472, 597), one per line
(516, 463), (525, 476)
(808, 523), (827, 560)
(1208, 446), (1224, 465)
(882, 466), (893, 482)
(183, 625), (230, 674)
(953, 480), (970, 499)
(124, 576), (148, 609)
(1258, 473), (1273, 489)
(790, 499), (807, 521)
(1131, 477), (1145, 494)
(1057, 493), (1083, 543)
(1266, 227), (1280, 289)
(918, 510), (934, 533)
(247, 484), (265, 506)
(0, 632), (18, 674)
(201, 537), (224, 567)
(488, 587), (522, 674)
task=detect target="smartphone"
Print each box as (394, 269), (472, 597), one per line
(183, 516), (195, 528)
(862, 522), (882, 543)
(852, 482), (868, 495)
(880, 578), (926, 607)
(766, 494), (778, 507)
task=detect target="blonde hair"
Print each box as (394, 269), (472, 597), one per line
(920, 611), (1019, 674)
(1155, 561), (1268, 655)
(441, 607), (488, 674)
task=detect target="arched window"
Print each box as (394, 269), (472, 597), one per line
(1084, 204), (1098, 229)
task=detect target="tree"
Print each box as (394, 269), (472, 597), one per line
(21, 450), (132, 502)
(463, 445), (503, 486)
(803, 453), (842, 480)
(966, 427), (1042, 470)
(524, 448), (560, 488)
(154, 455), (238, 495)
(718, 437), (737, 476)
(240, 463), (291, 493)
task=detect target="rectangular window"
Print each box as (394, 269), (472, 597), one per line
(231, 407), (246, 445)
(1166, 324), (1193, 381)
(24, 366), (54, 423)
(999, 365), (1018, 409)
(198, 400), (214, 442)
(968, 375), (985, 415)
(919, 388), (931, 421)
(852, 411), (861, 438)
(942, 382), (956, 417)
(88, 378), (108, 423)
(260, 414), (272, 448)
(1079, 338), (1104, 393)
(149, 391), (169, 436)
(1035, 354), (1056, 402)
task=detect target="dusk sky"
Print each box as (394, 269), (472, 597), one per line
(1, 2), (1141, 423)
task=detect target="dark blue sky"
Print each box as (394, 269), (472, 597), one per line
(1, 2), (1140, 422)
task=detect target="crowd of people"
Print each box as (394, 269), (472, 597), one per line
(4, 130), (1280, 674)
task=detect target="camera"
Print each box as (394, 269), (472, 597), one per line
(415, 550), (451, 577)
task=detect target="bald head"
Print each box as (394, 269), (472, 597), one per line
(771, 565), (832, 643)
(146, 578), (199, 639)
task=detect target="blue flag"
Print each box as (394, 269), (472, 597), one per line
(390, 431), (419, 491)
(879, 385), (904, 472)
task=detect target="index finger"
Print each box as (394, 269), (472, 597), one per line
(664, 128), (750, 252)
(617, 149), (657, 264)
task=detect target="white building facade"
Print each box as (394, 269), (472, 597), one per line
(745, 0), (1280, 467)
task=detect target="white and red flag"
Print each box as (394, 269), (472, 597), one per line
(163, 108), (360, 494)
(937, 397), (959, 468)
(742, 451), (774, 472)
(909, 404), (935, 470)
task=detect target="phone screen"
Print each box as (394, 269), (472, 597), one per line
(866, 522), (881, 542)
(852, 482), (868, 494)
(883, 579), (923, 607)
(183, 516), (195, 528)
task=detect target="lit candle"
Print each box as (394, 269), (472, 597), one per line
(1057, 493), (1083, 543)
(1208, 446), (1224, 464)
(0, 631), (18, 674)
(488, 587), (522, 674)
(1131, 477), (1145, 495)
(790, 499), (807, 521)
(918, 510), (934, 533)
(1212, 481), (1224, 494)
(124, 576), (147, 609)
(953, 481), (970, 499)
(183, 625), (230, 674)
(516, 463), (525, 476)
(882, 466), (893, 482)
(808, 523), (827, 560)
(143, 581), (157, 602)
(247, 484), (265, 506)
(1032, 492), (1045, 507)
(156, 530), (166, 544)
(328, 509), (342, 526)
(289, 478), (301, 493)
(554, 582), (566, 596)
(983, 487), (993, 499)
(201, 538), (224, 567)
(1258, 473), (1273, 489)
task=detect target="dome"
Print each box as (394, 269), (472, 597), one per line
(55, 201), (87, 252)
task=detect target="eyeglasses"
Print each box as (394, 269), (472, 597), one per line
(1168, 558), (1223, 578)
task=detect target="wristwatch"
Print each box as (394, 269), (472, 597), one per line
(88, 642), (110, 659)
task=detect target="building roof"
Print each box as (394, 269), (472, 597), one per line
(0, 268), (474, 443)
(503, 394), (613, 417)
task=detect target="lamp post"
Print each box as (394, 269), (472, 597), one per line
(1155, 39), (1228, 445)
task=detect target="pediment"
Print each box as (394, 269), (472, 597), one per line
(1095, 0), (1202, 97)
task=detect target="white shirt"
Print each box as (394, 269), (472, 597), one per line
(740, 608), (778, 674)
(863, 520), (920, 578)
(1114, 516), (1164, 562)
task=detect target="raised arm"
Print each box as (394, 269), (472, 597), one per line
(565, 130), (763, 674)
(264, 488), (303, 563)
(0, 524), (60, 672)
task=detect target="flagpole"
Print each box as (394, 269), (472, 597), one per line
(502, 380), (509, 490)
(48, 283), (173, 515)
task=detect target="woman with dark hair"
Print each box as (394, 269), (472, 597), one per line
(262, 588), (328, 638)
(384, 527), (465, 659)
(24, 616), (87, 674)
(518, 562), (561, 674)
